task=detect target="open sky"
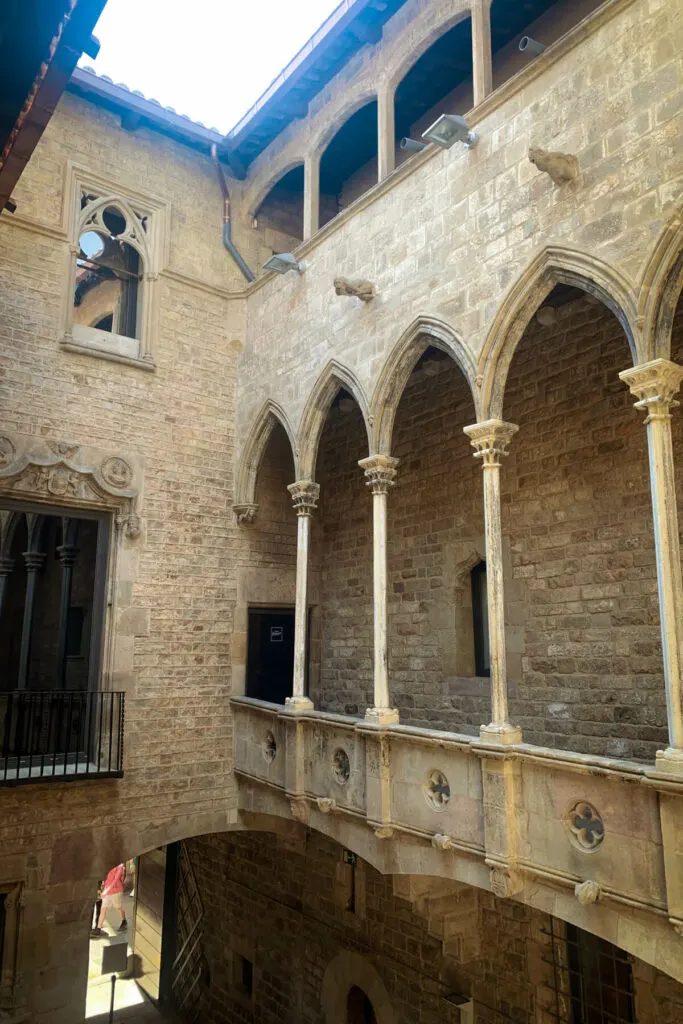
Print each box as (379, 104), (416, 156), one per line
(81, 0), (342, 134)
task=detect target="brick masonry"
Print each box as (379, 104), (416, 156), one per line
(186, 828), (683, 1024)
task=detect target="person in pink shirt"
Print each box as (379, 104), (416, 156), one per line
(97, 864), (127, 933)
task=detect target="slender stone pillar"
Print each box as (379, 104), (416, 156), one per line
(285, 480), (320, 711)
(471, 0), (494, 107)
(17, 550), (46, 691)
(620, 359), (683, 772)
(464, 420), (521, 743)
(359, 455), (399, 725)
(56, 518), (80, 691)
(0, 556), (14, 616)
(378, 82), (396, 180)
(303, 152), (321, 241)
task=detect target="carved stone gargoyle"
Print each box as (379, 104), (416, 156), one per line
(528, 147), (579, 186)
(334, 277), (375, 302)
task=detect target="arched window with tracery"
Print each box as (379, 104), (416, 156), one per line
(63, 171), (167, 370)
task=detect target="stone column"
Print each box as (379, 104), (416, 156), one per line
(464, 420), (520, 743)
(378, 82), (396, 180)
(0, 556), (14, 616)
(285, 480), (320, 711)
(471, 0), (493, 107)
(56, 518), (79, 691)
(359, 455), (399, 725)
(620, 359), (683, 771)
(17, 550), (46, 691)
(303, 151), (320, 241)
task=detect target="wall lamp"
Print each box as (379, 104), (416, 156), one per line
(263, 252), (304, 275)
(421, 114), (478, 150)
(519, 36), (545, 55)
(400, 137), (427, 154)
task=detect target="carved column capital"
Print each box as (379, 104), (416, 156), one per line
(0, 555), (14, 577)
(464, 419), (518, 467)
(56, 544), (79, 567)
(233, 503), (259, 526)
(619, 359), (683, 422)
(359, 454), (399, 494)
(287, 480), (320, 516)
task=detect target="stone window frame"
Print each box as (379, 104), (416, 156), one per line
(0, 431), (145, 699)
(0, 882), (23, 1017)
(230, 938), (256, 1011)
(322, 951), (397, 1024)
(60, 163), (170, 372)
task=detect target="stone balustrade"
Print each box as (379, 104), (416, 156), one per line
(232, 695), (683, 983)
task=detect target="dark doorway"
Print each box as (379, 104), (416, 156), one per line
(246, 607), (297, 705)
(347, 986), (377, 1024)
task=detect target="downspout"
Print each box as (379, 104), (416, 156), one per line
(211, 144), (255, 284)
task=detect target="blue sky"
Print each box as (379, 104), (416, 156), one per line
(81, 0), (342, 134)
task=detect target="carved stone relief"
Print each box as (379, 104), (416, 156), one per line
(0, 433), (142, 538)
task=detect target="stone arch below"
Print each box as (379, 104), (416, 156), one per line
(322, 950), (397, 1024)
(478, 246), (641, 419)
(234, 400), (299, 511)
(639, 205), (683, 360)
(371, 314), (480, 455)
(297, 360), (372, 479)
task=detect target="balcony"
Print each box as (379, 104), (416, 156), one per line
(0, 690), (124, 785)
(232, 696), (683, 973)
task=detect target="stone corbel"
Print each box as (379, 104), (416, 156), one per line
(316, 797), (337, 814)
(488, 866), (524, 899)
(574, 879), (602, 905)
(334, 277), (375, 302)
(289, 797), (310, 825)
(373, 825), (394, 840)
(233, 503), (259, 526)
(432, 833), (458, 852)
(0, 432), (142, 538)
(528, 148), (580, 186)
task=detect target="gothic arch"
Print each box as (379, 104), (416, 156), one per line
(371, 314), (480, 455)
(322, 951), (397, 1024)
(235, 400), (298, 507)
(246, 159), (306, 222)
(313, 91), (379, 157)
(478, 246), (641, 419)
(639, 206), (683, 360)
(385, 5), (472, 94)
(297, 361), (372, 479)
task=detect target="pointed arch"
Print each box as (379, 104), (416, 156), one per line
(297, 361), (372, 479)
(639, 205), (683, 360)
(235, 400), (298, 506)
(371, 315), (480, 455)
(246, 159), (306, 221)
(478, 246), (641, 419)
(313, 91), (379, 157)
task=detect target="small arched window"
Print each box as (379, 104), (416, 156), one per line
(63, 171), (167, 370)
(73, 203), (142, 341)
(471, 560), (490, 677)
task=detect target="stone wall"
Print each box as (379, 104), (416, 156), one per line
(0, 89), (244, 1022)
(503, 296), (666, 760)
(185, 827), (683, 1024)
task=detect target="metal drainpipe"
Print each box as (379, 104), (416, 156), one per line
(211, 144), (255, 284)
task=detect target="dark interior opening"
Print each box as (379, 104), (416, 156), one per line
(256, 164), (304, 245)
(347, 986), (377, 1024)
(247, 607), (311, 705)
(319, 100), (378, 228)
(394, 16), (473, 162)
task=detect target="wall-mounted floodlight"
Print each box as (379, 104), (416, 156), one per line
(519, 36), (545, 55)
(263, 252), (303, 275)
(421, 114), (478, 150)
(400, 137), (427, 154)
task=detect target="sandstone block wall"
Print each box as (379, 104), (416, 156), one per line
(0, 91), (245, 1022)
(186, 828), (683, 1024)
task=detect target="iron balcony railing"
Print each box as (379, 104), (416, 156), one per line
(0, 690), (124, 785)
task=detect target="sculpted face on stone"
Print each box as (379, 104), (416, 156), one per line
(528, 147), (579, 185)
(333, 277), (375, 302)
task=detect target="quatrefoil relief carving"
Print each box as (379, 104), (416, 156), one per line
(424, 769), (451, 811)
(566, 801), (605, 852)
(333, 748), (351, 785)
(262, 731), (277, 764)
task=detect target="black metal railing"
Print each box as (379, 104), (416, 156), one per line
(0, 690), (124, 784)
